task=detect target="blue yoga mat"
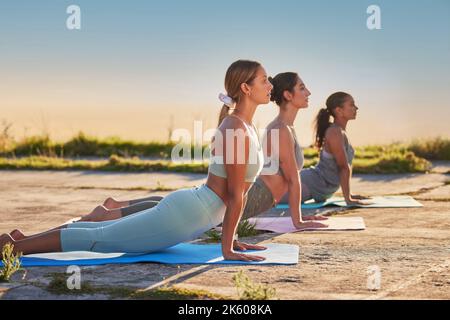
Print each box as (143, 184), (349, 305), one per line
(1, 243), (299, 267)
(277, 195), (423, 210)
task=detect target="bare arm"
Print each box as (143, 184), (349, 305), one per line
(325, 128), (362, 205)
(220, 119), (265, 261)
(276, 126), (328, 228)
(277, 126), (303, 225)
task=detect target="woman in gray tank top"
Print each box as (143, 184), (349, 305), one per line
(241, 72), (326, 229)
(297, 92), (370, 205)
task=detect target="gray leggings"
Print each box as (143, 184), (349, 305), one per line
(62, 185), (225, 253)
(116, 178), (276, 222)
(278, 180), (314, 204)
(241, 177), (275, 220)
(120, 196), (164, 216)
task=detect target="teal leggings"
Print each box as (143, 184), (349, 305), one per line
(60, 184), (226, 253)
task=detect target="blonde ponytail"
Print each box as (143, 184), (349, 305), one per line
(217, 60), (261, 127)
(218, 104), (231, 127)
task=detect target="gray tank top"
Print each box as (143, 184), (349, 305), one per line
(315, 124), (355, 186)
(262, 118), (304, 176)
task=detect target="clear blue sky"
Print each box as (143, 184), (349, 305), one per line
(1, 0), (449, 145)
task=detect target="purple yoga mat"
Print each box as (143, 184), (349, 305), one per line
(247, 216), (366, 233)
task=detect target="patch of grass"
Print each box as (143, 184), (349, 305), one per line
(2, 135), (446, 174)
(304, 144), (432, 173)
(303, 158), (318, 168)
(352, 151), (431, 174)
(203, 220), (259, 243)
(417, 198), (450, 202)
(1, 132), (209, 159)
(408, 137), (450, 161)
(153, 181), (175, 192)
(233, 270), (276, 300)
(303, 147), (318, 159)
(0, 153), (430, 174)
(203, 229), (222, 243)
(323, 208), (356, 216)
(237, 219), (259, 238)
(2, 133), (449, 162)
(9, 135), (57, 157)
(0, 244), (23, 282)
(0, 155), (208, 173)
(132, 286), (228, 300)
(75, 186), (152, 191)
(0, 120), (14, 154)
(46, 273), (102, 295)
(45, 273), (227, 299)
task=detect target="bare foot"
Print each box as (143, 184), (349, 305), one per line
(10, 229), (27, 240)
(1, 233), (15, 248)
(103, 197), (123, 210)
(80, 205), (109, 222)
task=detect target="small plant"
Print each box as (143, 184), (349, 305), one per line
(204, 220), (258, 243)
(237, 219), (259, 238)
(0, 243), (23, 282)
(408, 137), (450, 161)
(233, 270), (276, 300)
(0, 120), (14, 154)
(154, 181), (174, 192)
(204, 229), (221, 243)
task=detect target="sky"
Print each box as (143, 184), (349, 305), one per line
(1, 0), (449, 146)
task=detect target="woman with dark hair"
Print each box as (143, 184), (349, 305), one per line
(239, 73), (328, 228)
(94, 73), (327, 228)
(296, 92), (370, 205)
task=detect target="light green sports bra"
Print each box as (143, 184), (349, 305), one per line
(208, 115), (264, 183)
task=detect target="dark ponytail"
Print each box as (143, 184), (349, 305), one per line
(314, 91), (352, 149)
(314, 108), (331, 149)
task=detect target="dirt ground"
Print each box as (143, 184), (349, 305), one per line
(0, 168), (449, 300)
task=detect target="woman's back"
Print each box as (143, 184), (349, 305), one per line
(316, 124), (355, 186)
(207, 114), (264, 203)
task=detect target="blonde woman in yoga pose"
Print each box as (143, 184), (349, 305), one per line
(1, 60), (273, 262)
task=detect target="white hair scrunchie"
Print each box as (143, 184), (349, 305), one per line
(218, 93), (235, 108)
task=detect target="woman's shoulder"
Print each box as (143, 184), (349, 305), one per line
(266, 118), (290, 132)
(325, 124), (344, 138)
(323, 125), (346, 148)
(266, 121), (292, 139)
(219, 115), (248, 132)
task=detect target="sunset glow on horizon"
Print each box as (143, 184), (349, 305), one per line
(1, 0), (449, 146)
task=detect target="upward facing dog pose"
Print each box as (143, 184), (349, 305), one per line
(283, 92), (371, 205)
